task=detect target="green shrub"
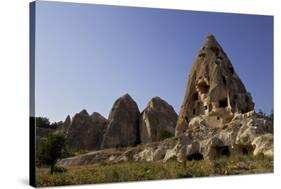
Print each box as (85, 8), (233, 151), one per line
(157, 128), (174, 141)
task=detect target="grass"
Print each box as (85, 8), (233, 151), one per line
(36, 155), (273, 187)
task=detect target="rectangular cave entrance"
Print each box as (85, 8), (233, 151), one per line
(219, 98), (228, 108)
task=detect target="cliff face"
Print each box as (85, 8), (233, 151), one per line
(176, 35), (254, 136)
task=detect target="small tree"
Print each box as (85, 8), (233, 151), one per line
(36, 117), (50, 128)
(36, 134), (66, 174)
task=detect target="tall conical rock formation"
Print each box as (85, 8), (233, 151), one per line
(139, 97), (178, 143)
(101, 94), (140, 148)
(176, 35), (254, 136)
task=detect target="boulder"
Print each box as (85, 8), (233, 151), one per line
(102, 94), (140, 148)
(252, 134), (273, 157)
(139, 97), (178, 143)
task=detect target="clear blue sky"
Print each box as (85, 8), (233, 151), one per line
(34, 1), (273, 122)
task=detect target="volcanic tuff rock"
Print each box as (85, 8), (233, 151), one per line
(58, 111), (273, 167)
(176, 34), (254, 136)
(67, 110), (107, 152)
(101, 94), (140, 148)
(54, 115), (71, 135)
(139, 97), (178, 143)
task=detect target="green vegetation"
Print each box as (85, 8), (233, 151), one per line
(36, 155), (273, 187)
(36, 134), (67, 174)
(157, 128), (174, 141)
(35, 117), (51, 128)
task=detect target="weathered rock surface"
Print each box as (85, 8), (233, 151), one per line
(176, 34), (254, 136)
(101, 94), (140, 148)
(58, 111), (273, 166)
(54, 115), (71, 135)
(139, 97), (178, 143)
(67, 110), (107, 152)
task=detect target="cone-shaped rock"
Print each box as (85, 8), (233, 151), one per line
(67, 109), (107, 152)
(102, 94), (140, 148)
(176, 35), (254, 136)
(139, 97), (178, 143)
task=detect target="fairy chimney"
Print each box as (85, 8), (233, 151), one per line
(175, 34), (254, 136)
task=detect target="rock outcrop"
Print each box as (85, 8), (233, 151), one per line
(67, 110), (107, 152)
(176, 34), (254, 136)
(101, 94), (140, 148)
(139, 97), (178, 143)
(58, 111), (273, 167)
(54, 115), (71, 135)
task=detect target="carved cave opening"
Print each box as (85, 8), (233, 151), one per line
(212, 146), (231, 159)
(219, 98), (228, 108)
(198, 52), (206, 58)
(228, 66), (234, 75)
(187, 153), (204, 161)
(193, 108), (196, 115)
(209, 104), (213, 112)
(197, 82), (209, 94)
(193, 92), (199, 101)
(237, 145), (255, 156)
(222, 76), (227, 86)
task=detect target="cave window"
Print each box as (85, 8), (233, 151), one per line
(211, 146), (231, 159)
(204, 105), (208, 110)
(210, 46), (219, 54)
(242, 148), (248, 155)
(245, 96), (249, 103)
(229, 66), (234, 75)
(187, 153), (204, 161)
(219, 99), (228, 108)
(217, 117), (220, 120)
(193, 109), (196, 115)
(198, 52), (206, 58)
(241, 109), (246, 114)
(193, 93), (199, 101)
(222, 76), (226, 86)
(217, 56), (223, 60)
(198, 82), (209, 94)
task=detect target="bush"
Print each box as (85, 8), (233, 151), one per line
(36, 134), (66, 174)
(51, 166), (67, 174)
(157, 128), (174, 141)
(36, 117), (50, 128)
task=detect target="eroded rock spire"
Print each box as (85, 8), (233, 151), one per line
(175, 35), (254, 136)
